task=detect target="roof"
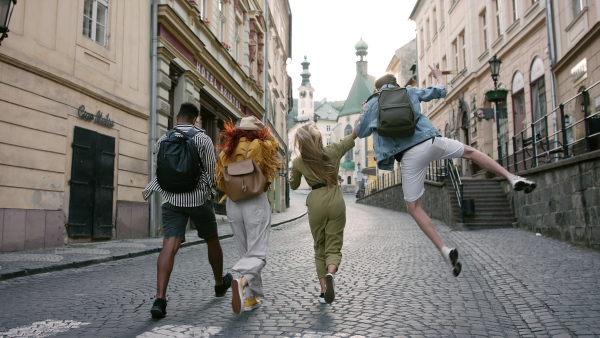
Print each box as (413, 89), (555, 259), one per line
(314, 102), (339, 121)
(338, 72), (375, 116)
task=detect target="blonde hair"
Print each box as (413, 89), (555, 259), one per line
(294, 123), (338, 188)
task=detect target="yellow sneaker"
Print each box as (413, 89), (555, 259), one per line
(243, 298), (261, 312)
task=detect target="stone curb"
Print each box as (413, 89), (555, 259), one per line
(0, 211), (307, 282)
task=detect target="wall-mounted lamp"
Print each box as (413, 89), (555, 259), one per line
(0, 0), (17, 46)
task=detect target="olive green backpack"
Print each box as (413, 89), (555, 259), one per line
(373, 87), (419, 137)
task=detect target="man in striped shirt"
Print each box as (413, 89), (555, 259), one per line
(143, 103), (232, 319)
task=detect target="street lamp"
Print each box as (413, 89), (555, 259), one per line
(489, 54), (502, 90)
(0, 0), (17, 46)
(488, 54), (504, 166)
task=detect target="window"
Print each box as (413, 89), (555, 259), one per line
(200, 0), (208, 17)
(433, 7), (438, 34)
(572, 0), (583, 17)
(347, 176), (352, 185)
(498, 100), (509, 157)
(326, 125), (331, 131)
(452, 39), (458, 70)
(480, 10), (488, 52)
(83, 0), (109, 46)
(235, 20), (241, 60)
(426, 18), (430, 43)
(531, 77), (547, 137)
(219, 0), (226, 41)
(442, 55), (447, 72)
(511, 0), (518, 22)
(512, 90), (526, 142)
(419, 27), (424, 54)
(460, 31), (466, 69)
(327, 138), (331, 145)
(495, 0), (502, 39)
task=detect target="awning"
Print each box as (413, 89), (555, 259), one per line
(362, 166), (377, 175)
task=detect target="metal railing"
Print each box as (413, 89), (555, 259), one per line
(446, 160), (465, 222)
(364, 159), (447, 195)
(499, 81), (600, 173)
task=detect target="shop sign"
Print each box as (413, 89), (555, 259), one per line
(77, 105), (115, 128)
(196, 62), (242, 111)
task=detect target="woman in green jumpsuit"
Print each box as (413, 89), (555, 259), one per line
(290, 121), (357, 304)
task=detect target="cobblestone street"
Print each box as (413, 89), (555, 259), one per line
(0, 191), (599, 337)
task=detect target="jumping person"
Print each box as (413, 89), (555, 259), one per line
(290, 121), (357, 304)
(355, 65), (536, 277)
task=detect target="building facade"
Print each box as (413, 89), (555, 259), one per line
(149, 0), (292, 235)
(410, 0), (552, 177)
(0, 0), (151, 251)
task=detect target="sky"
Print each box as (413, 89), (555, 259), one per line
(287, 0), (419, 102)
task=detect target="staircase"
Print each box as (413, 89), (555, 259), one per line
(448, 178), (515, 230)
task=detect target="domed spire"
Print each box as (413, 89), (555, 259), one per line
(355, 38), (368, 59)
(300, 55), (312, 87)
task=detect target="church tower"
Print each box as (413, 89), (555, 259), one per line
(297, 56), (315, 121)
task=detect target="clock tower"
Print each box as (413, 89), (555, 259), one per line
(297, 56), (315, 121)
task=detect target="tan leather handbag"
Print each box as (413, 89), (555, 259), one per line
(223, 148), (266, 202)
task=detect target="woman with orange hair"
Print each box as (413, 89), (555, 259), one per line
(215, 116), (281, 314)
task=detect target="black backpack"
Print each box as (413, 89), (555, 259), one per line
(156, 128), (203, 193)
(372, 86), (419, 137)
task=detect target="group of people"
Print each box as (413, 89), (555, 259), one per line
(143, 63), (536, 318)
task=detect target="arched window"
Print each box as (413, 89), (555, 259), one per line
(347, 176), (352, 185)
(512, 71), (526, 149)
(530, 57), (547, 137)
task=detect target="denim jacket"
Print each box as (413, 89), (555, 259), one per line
(356, 84), (446, 170)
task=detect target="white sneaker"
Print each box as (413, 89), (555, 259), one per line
(441, 247), (462, 277)
(318, 293), (327, 304)
(508, 175), (536, 194)
(324, 273), (335, 304)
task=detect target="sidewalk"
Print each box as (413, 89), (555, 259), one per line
(0, 191), (309, 282)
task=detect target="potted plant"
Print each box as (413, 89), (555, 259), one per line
(485, 88), (509, 103)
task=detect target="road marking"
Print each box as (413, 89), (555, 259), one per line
(137, 325), (222, 337)
(0, 320), (90, 337)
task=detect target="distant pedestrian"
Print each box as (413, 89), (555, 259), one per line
(290, 121), (357, 304)
(142, 103), (232, 318)
(215, 116), (281, 314)
(356, 65), (536, 276)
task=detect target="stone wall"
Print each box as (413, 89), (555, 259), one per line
(358, 150), (600, 251)
(500, 150), (600, 251)
(357, 180), (455, 229)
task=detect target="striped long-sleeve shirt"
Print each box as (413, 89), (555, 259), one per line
(142, 124), (216, 207)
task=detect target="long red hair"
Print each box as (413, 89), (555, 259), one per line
(217, 119), (271, 159)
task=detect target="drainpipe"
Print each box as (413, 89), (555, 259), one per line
(149, 0), (158, 236)
(262, 0), (269, 124)
(545, 0), (559, 153)
(546, 0), (557, 109)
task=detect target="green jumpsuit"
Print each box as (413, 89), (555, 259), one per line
(290, 135), (355, 278)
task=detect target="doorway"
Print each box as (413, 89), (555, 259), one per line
(68, 126), (115, 238)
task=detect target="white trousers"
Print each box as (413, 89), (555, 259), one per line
(226, 193), (271, 298)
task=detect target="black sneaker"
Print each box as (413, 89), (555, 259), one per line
(150, 298), (167, 318)
(215, 273), (233, 297)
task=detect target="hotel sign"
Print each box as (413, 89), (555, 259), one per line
(196, 62), (242, 111)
